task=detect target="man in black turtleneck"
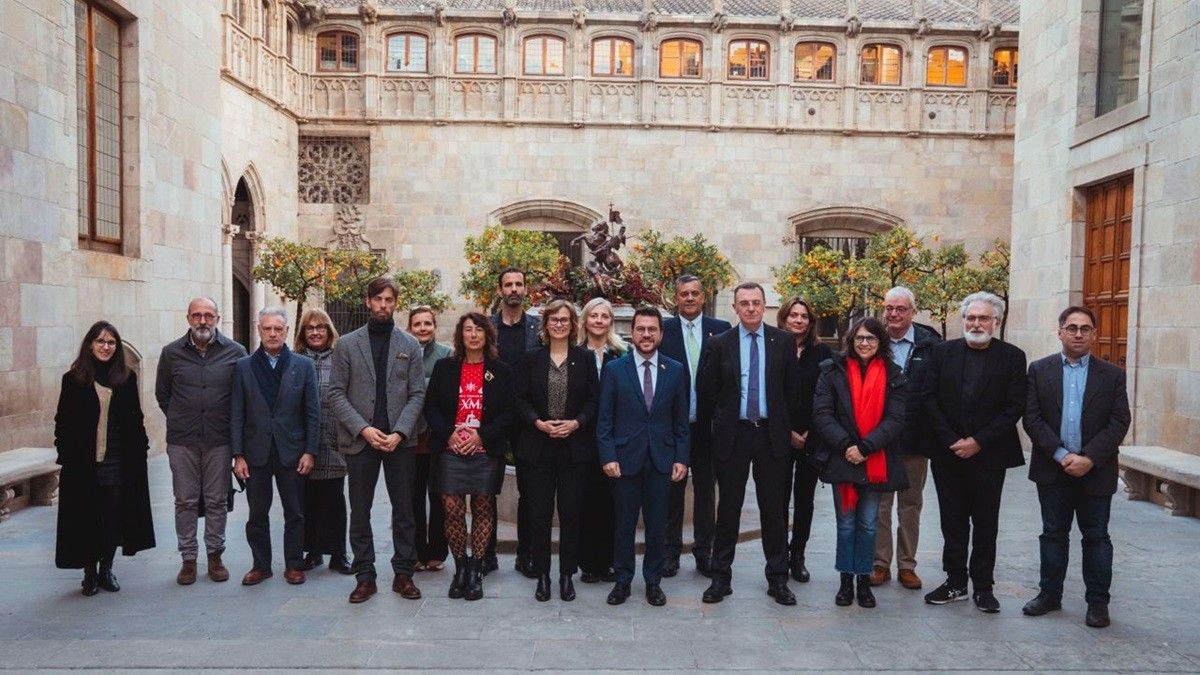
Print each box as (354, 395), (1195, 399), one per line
(329, 277), (428, 604)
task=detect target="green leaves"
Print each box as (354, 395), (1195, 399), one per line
(460, 225), (561, 309)
(630, 230), (736, 309)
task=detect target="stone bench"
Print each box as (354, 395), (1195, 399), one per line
(0, 447), (61, 524)
(1119, 445), (1200, 517)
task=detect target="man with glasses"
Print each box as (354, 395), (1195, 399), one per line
(871, 286), (942, 590)
(155, 297), (247, 585)
(922, 292), (1026, 613)
(1022, 306), (1129, 628)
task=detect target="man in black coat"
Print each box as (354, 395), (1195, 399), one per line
(922, 292), (1026, 613)
(1021, 306), (1130, 629)
(696, 282), (796, 605)
(658, 274), (731, 577)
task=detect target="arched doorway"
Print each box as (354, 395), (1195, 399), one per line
(230, 177), (256, 349)
(489, 199), (605, 267)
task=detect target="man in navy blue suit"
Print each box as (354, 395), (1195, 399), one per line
(596, 307), (690, 606)
(659, 274), (731, 577)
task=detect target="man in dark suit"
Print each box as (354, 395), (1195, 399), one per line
(659, 274), (731, 577)
(489, 267), (542, 577)
(922, 292), (1026, 613)
(596, 307), (690, 606)
(696, 282), (796, 605)
(231, 307), (319, 586)
(1021, 305), (1130, 629)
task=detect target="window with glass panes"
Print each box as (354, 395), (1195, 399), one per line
(727, 39), (768, 80)
(1096, 0), (1142, 116)
(794, 42), (835, 81)
(991, 47), (1017, 86)
(926, 46), (967, 86)
(75, 0), (123, 248)
(317, 31), (359, 71)
(860, 43), (901, 85)
(592, 37), (634, 76)
(659, 39), (702, 78)
(524, 35), (566, 75)
(386, 33), (428, 72)
(455, 34), (497, 74)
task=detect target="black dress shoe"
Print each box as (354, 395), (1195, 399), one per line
(97, 568), (120, 593)
(328, 554), (354, 575)
(559, 574), (576, 601)
(702, 580), (732, 603)
(535, 573), (551, 602)
(1085, 603), (1110, 628)
(600, 568), (616, 583)
(768, 582), (797, 606)
(694, 555), (713, 578)
(646, 583), (667, 606)
(1021, 592), (1062, 616)
(515, 555), (537, 579)
(662, 558), (680, 578)
(480, 552), (499, 576)
(299, 553), (322, 571)
(789, 557), (810, 583)
(81, 568), (99, 597)
(580, 571), (600, 584)
(607, 582), (631, 605)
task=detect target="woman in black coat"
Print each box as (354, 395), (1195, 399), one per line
(424, 312), (514, 601)
(811, 317), (907, 609)
(515, 299), (600, 602)
(54, 321), (155, 596)
(778, 297), (835, 584)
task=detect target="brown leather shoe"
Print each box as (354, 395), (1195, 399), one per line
(207, 553), (229, 582)
(241, 568), (273, 586)
(177, 560), (197, 586)
(869, 565), (891, 587)
(392, 574), (422, 599)
(898, 568), (923, 589)
(284, 569), (306, 585)
(349, 579), (377, 604)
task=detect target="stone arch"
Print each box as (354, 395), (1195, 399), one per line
(490, 199), (605, 267)
(787, 205), (903, 239)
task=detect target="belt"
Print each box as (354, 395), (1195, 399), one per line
(738, 418), (769, 428)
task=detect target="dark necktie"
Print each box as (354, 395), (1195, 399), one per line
(642, 360), (654, 412)
(746, 332), (761, 421)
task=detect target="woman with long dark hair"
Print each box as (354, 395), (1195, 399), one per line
(811, 317), (908, 608)
(777, 297), (833, 584)
(54, 321), (155, 595)
(424, 313), (514, 600)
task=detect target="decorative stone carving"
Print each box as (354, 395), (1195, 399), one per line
(710, 12), (727, 33)
(978, 20), (1001, 41)
(328, 205), (371, 250)
(572, 4), (587, 29)
(778, 13), (794, 33)
(291, 0), (327, 26)
(845, 15), (861, 37)
(638, 11), (658, 32)
(0, 485), (14, 523)
(501, 5), (518, 27)
(298, 137), (370, 204)
(433, 0), (447, 26)
(359, 0), (379, 24)
(915, 17), (931, 36)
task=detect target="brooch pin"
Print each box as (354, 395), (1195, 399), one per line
(396, 353), (409, 360)
(484, 370), (494, 382)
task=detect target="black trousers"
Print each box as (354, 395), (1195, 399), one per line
(302, 476), (347, 557)
(96, 483), (122, 565)
(346, 447), (416, 581)
(413, 453), (448, 562)
(579, 464), (615, 575)
(711, 424), (792, 585)
(246, 448), (305, 571)
(786, 454), (821, 559)
(526, 449), (588, 575)
(1037, 481), (1113, 605)
(665, 421), (716, 561)
(612, 466), (671, 585)
(931, 458), (1006, 590)
(513, 456), (534, 559)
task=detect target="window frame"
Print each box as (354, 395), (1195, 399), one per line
(793, 40), (836, 82)
(991, 47), (1018, 87)
(454, 33), (499, 75)
(590, 36), (635, 77)
(658, 37), (704, 79)
(76, 0), (124, 252)
(925, 45), (968, 87)
(385, 31), (430, 73)
(285, 18), (295, 61)
(316, 30), (361, 73)
(261, 0), (271, 44)
(522, 34), (567, 76)
(859, 42), (903, 86)
(726, 38), (770, 81)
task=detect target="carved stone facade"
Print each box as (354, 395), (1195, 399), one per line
(298, 137), (371, 204)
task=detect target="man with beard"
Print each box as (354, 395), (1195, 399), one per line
(155, 297), (247, 586)
(922, 292), (1026, 614)
(329, 277), (427, 603)
(490, 268), (542, 576)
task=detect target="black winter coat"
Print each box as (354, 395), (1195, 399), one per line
(893, 323), (943, 455)
(423, 358), (515, 459)
(514, 345), (600, 464)
(54, 371), (155, 568)
(810, 355), (910, 492)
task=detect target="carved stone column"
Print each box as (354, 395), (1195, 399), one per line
(221, 221), (239, 339)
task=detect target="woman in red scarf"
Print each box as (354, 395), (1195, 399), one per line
(812, 317), (909, 608)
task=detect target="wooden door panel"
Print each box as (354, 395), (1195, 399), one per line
(1083, 174), (1132, 368)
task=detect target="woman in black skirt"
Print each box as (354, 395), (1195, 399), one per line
(424, 313), (514, 600)
(54, 321), (155, 595)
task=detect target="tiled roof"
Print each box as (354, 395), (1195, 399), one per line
(723, 0), (780, 16)
(789, 0), (846, 18)
(586, 0), (644, 12)
(654, 0), (713, 14)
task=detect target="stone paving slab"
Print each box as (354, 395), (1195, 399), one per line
(1, 454), (1198, 672)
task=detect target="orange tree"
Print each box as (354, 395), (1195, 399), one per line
(630, 230), (735, 311)
(252, 237), (387, 333)
(393, 268), (452, 314)
(459, 225), (560, 309)
(861, 226), (924, 303)
(772, 246), (870, 337)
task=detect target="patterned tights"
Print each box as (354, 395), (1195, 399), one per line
(441, 494), (494, 559)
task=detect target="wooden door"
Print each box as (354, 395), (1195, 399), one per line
(1082, 174), (1133, 367)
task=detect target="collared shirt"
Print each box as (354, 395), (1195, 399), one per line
(680, 314), (703, 422)
(267, 351), (280, 369)
(737, 323), (768, 420)
(495, 317), (527, 368)
(637, 350), (660, 397)
(1054, 353), (1091, 462)
(889, 324), (916, 372)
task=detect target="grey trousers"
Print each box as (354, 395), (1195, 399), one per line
(167, 444), (231, 561)
(875, 453), (929, 571)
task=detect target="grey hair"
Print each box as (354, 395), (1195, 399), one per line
(188, 296), (220, 315)
(257, 306), (289, 325)
(674, 274), (702, 292)
(960, 292), (1005, 319)
(885, 286), (916, 308)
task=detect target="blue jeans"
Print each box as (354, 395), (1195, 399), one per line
(832, 486), (881, 575)
(1037, 481), (1113, 605)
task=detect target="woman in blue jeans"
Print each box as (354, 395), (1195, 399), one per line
(811, 317), (908, 608)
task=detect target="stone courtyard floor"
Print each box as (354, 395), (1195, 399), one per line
(1, 454), (1198, 673)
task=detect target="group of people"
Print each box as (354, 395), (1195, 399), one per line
(52, 268), (1130, 629)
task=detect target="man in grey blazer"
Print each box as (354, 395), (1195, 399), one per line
(231, 307), (319, 586)
(329, 277), (427, 603)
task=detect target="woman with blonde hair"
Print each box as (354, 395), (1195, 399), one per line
(294, 308), (352, 574)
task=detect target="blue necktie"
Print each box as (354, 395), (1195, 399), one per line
(747, 332), (760, 421)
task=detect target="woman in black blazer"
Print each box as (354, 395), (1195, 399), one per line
(424, 312), (514, 601)
(778, 297), (834, 584)
(54, 321), (155, 596)
(515, 299), (599, 602)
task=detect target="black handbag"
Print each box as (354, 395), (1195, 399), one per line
(196, 472), (246, 516)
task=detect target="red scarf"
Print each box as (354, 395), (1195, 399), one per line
(838, 358), (889, 513)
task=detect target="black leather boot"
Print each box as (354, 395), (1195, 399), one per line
(448, 556), (468, 599)
(464, 556), (484, 601)
(835, 573), (854, 606)
(97, 548), (119, 592)
(535, 573), (552, 602)
(81, 563), (99, 597)
(856, 574), (877, 608)
(559, 574), (576, 601)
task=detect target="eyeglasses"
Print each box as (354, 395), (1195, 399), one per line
(853, 335), (880, 344)
(964, 314), (996, 324)
(883, 305), (912, 314)
(189, 312), (217, 322)
(304, 325), (329, 333)
(1061, 325), (1095, 336)
(546, 317), (573, 325)
(92, 339), (118, 348)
